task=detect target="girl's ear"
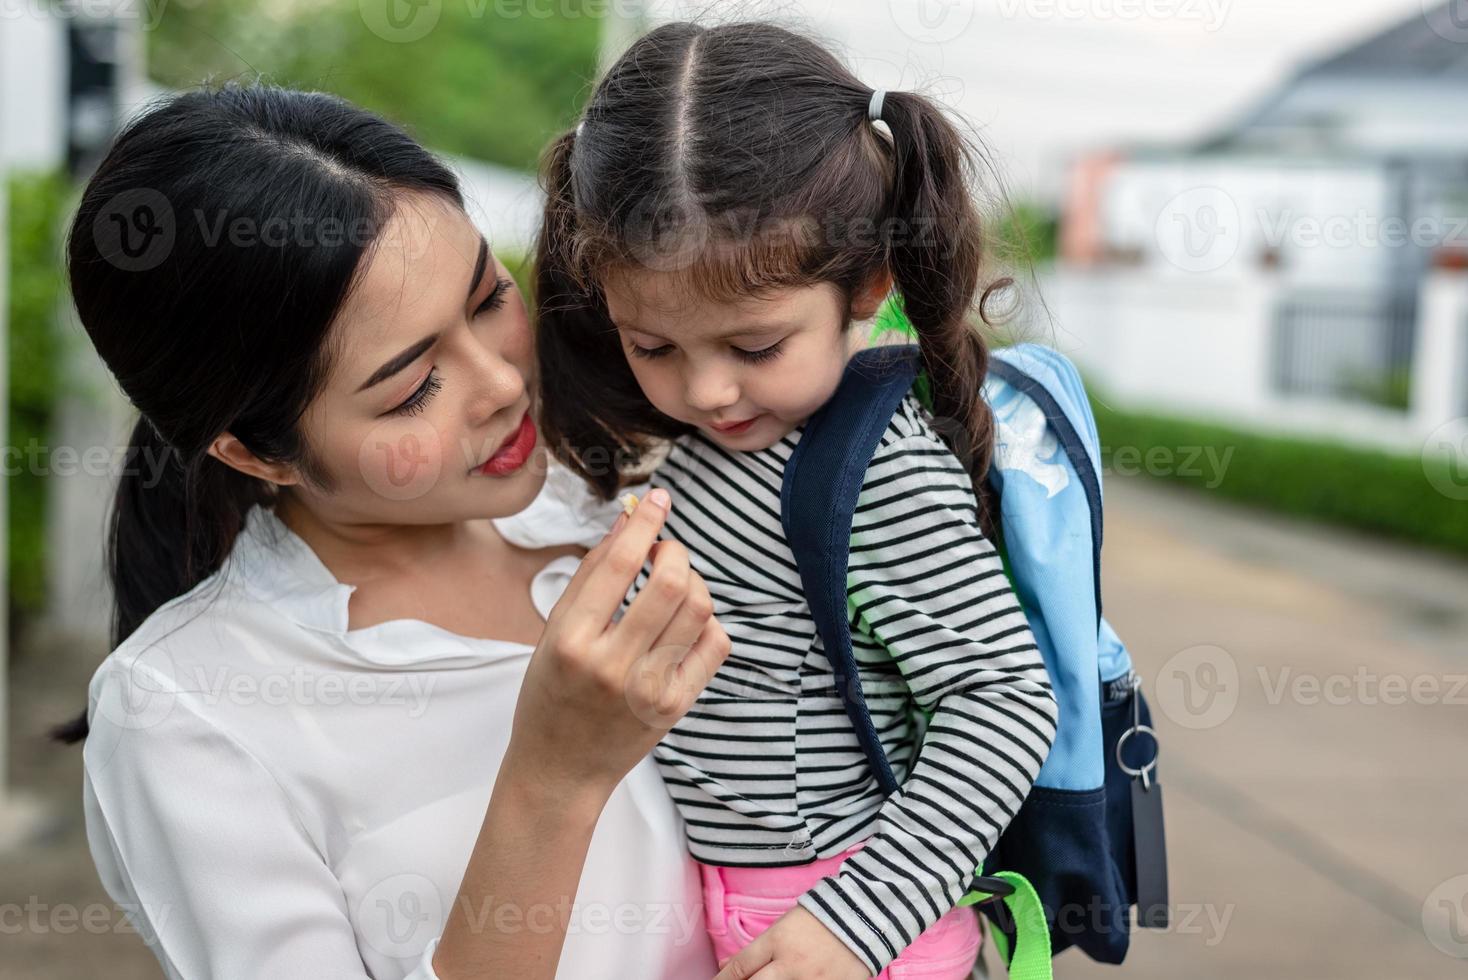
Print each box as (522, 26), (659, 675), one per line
(849, 268), (895, 320)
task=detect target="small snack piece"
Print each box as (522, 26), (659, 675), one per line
(620, 492), (640, 517)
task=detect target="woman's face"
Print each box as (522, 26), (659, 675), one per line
(286, 190), (547, 525)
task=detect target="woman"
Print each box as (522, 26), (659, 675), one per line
(56, 84), (728, 979)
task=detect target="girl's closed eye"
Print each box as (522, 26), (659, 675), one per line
(735, 340), (784, 364)
(627, 340), (785, 363)
(628, 340), (675, 360)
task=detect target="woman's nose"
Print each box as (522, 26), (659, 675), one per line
(463, 348), (525, 428)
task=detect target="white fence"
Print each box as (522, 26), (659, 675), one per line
(1038, 266), (1468, 456)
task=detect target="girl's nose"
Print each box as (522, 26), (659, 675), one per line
(683, 364), (740, 414)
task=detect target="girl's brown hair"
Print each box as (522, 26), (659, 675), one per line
(535, 21), (1009, 525)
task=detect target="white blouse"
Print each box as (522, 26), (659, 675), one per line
(81, 463), (716, 980)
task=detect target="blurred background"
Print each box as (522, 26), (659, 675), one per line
(0, 0), (1464, 977)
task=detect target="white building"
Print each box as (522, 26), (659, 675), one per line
(1046, 2), (1468, 456)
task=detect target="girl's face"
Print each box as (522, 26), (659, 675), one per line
(282, 191), (547, 524)
(603, 270), (867, 452)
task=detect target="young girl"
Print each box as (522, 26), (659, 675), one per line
(536, 22), (1059, 979)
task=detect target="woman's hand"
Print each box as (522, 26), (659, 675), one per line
(505, 487), (731, 801)
(713, 906), (871, 980)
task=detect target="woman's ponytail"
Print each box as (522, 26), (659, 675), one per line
(875, 89), (1005, 532)
(47, 415), (273, 744)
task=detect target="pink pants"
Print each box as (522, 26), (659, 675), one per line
(700, 846), (982, 979)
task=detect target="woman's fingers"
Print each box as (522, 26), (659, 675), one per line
(563, 488), (671, 633)
(624, 614), (730, 730)
(646, 546), (714, 652)
(612, 537), (692, 652)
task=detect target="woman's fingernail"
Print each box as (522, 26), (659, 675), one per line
(646, 488), (671, 510)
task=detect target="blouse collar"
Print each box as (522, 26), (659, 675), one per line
(227, 503), (358, 634)
(226, 503), (580, 656)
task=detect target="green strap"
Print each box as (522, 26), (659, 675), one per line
(958, 871), (1052, 980)
(867, 294), (934, 415)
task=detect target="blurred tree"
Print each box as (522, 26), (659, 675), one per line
(147, 0), (603, 172)
(5, 171), (67, 627)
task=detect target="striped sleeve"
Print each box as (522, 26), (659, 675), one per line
(796, 416), (1059, 974)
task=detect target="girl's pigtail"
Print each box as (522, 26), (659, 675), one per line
(534, 128), (677, 500)
(875, 89), (1004, 531)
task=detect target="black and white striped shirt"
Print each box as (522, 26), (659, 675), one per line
(636, 392), (1059, 975)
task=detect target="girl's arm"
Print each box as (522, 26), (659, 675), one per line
(715, 405), (1058, 980)
(793, 420), (1059, 975)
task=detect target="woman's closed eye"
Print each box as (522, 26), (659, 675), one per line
(475, 276), (514, 317)
(384, 277), (514, 417)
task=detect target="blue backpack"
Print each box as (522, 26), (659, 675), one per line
(779, 339), (1168, 977)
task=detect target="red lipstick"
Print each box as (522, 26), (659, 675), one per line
(478, 413), (537, 477)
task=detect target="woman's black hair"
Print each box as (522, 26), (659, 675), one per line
(536, 21), (1008, 515)
(50, 84), (462, 744)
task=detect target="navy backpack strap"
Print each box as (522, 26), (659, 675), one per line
(780, 344), (921, 798)
(986, 357), (1105, 627)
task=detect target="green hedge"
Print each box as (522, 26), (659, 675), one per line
(6, 170), (68, 622)
(1091, 399), (1468, 555)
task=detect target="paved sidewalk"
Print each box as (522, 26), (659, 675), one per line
(3, 476), (1465, 978)
(1052, 477), (1467, 980)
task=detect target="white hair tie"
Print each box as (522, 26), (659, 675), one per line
(867, 89), (886, 123)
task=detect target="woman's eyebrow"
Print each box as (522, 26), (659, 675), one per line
(356, 335), (438, 393)
(355, 237), (489, 394)
(465, 236), (488, 304)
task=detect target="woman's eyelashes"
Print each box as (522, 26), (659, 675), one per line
(385, 278), (514, 417)
(391, 370), (442, 417)
(475, 276), (514, 317)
